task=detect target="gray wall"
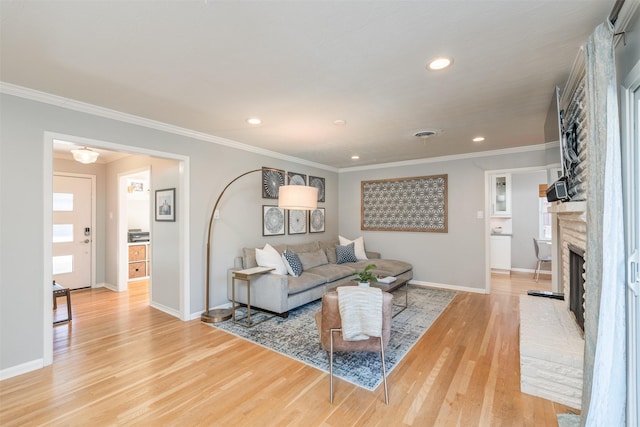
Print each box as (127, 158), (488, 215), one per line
(339, 150), (551, 291)
(510, 170), (547, 270)
(0, 93), (337, 375)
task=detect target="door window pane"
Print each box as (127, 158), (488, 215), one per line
(53, 255), (73, 275)
(53, 193), (73, 211)
(52, 224), (73, 243)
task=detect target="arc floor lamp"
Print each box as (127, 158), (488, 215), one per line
(201, 167), (318, 323)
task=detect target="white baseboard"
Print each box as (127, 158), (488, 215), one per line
(409, 279), (487, 294)
(150, 301), (182, 319)
(0, 358), (44, 381)
(189, 302), (232, 321)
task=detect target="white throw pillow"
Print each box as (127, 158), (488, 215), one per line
(255, 244), (288, 275)
(339, 235), (368, 260)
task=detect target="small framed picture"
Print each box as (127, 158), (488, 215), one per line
(309, 208), (325, 233)
(288, 209), (307, 235)
(263, 205), (285, 236)
(155, 188), (175, 222)
(309, 176), (325, 202)
(287, 171), (307, 185)
(262, 167), (285, 199)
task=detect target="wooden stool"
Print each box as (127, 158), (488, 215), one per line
(53, 281), (72, 324)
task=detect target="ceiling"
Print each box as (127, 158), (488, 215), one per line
(0, 1), (614, 168)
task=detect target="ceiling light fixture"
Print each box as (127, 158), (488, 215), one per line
(247, 118), (262, 125)
(428, 57), (452, 71)
(351, 155), (360, 160)
(71, 146), (100, 164)
(473, 136), (486, 142)
(333, 119), (347, 126)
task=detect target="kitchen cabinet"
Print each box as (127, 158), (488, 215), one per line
(491, 173), (512, 217)
(490, 235), (511, 273)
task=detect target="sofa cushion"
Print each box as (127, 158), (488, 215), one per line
(242, 247), (258, 269)
(339, 235), (368, 260)
(297, 249), (329, 270)
(282, 250), (303, 277)
(352, 259), (412, 276)
(287, 241), (320, 254)
(255, 244), (288, 275)
(319, 239), (340, 263)
(336, 243), (358, 264)
(306, 263), (356, 282)
(287, 272), (327, 295)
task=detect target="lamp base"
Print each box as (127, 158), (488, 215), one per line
(201, 308), (232, 323)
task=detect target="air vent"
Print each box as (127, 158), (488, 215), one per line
(414, 129), (440, 138)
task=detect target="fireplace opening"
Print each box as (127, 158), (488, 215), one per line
(568, 244), (585, 331)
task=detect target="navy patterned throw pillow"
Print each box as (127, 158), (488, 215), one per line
(336, 243), (358, 264)
(282, 250), (303, 277)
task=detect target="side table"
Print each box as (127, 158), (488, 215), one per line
(231, 266), (274, 327)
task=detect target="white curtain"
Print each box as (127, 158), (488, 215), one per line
(583, 21), (627, 426)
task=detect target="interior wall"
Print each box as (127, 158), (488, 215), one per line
(0, 92), (338, 377)
(339, 149), (551, 292)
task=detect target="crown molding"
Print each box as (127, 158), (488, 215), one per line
(339, 141), (558, 173)
(0, 82), (338, 173)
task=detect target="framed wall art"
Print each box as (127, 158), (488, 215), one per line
(155, 188), (176, 222)
(309, 208), (325, 233)
(262, 167), (285, 199)
(309, 176), (325, 202)
(288, 209), (307, 235)
(361, 174), (448, 232)
(262, 205), (285, 236)
(287, 171), (307, 185)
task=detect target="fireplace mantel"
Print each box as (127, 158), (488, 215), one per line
(548, 201), (586, 214)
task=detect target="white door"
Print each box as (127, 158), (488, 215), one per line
(52, 175), (93, 289)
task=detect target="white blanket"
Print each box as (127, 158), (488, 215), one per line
(337, 286), (383, 341)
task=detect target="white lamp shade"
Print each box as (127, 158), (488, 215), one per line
(71, 147), (100, 164)
(278, 185), (318, 210)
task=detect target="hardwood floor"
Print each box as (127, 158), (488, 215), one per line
(1, 273), (576, 426)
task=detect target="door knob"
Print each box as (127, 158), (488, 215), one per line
(81, 239), (90, 243)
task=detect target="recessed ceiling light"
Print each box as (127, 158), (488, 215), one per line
(473, 136), (485, 142)
(247, 118), (262, 125)
(351, 155), (360, 160)
(334, 119), (347, 126)
(427, 57), (452, 71)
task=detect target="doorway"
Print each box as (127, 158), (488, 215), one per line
(43, 131), (190, 366)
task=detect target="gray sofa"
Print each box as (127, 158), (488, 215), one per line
(227, 239), (413, 316)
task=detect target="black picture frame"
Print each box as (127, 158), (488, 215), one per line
(288, 209), (307, 235)
(287, 171), (307, 185)
(155, 188), (176, 222)
(262, 167), (285, 199)
(262, 205), (285, 236)
(309, 208), (325, 233)
(309, 176), (325, 202)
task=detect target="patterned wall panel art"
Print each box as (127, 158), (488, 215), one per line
(361, 174), (448, 233)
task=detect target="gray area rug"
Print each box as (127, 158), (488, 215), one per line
(211, 285), (456, 390)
